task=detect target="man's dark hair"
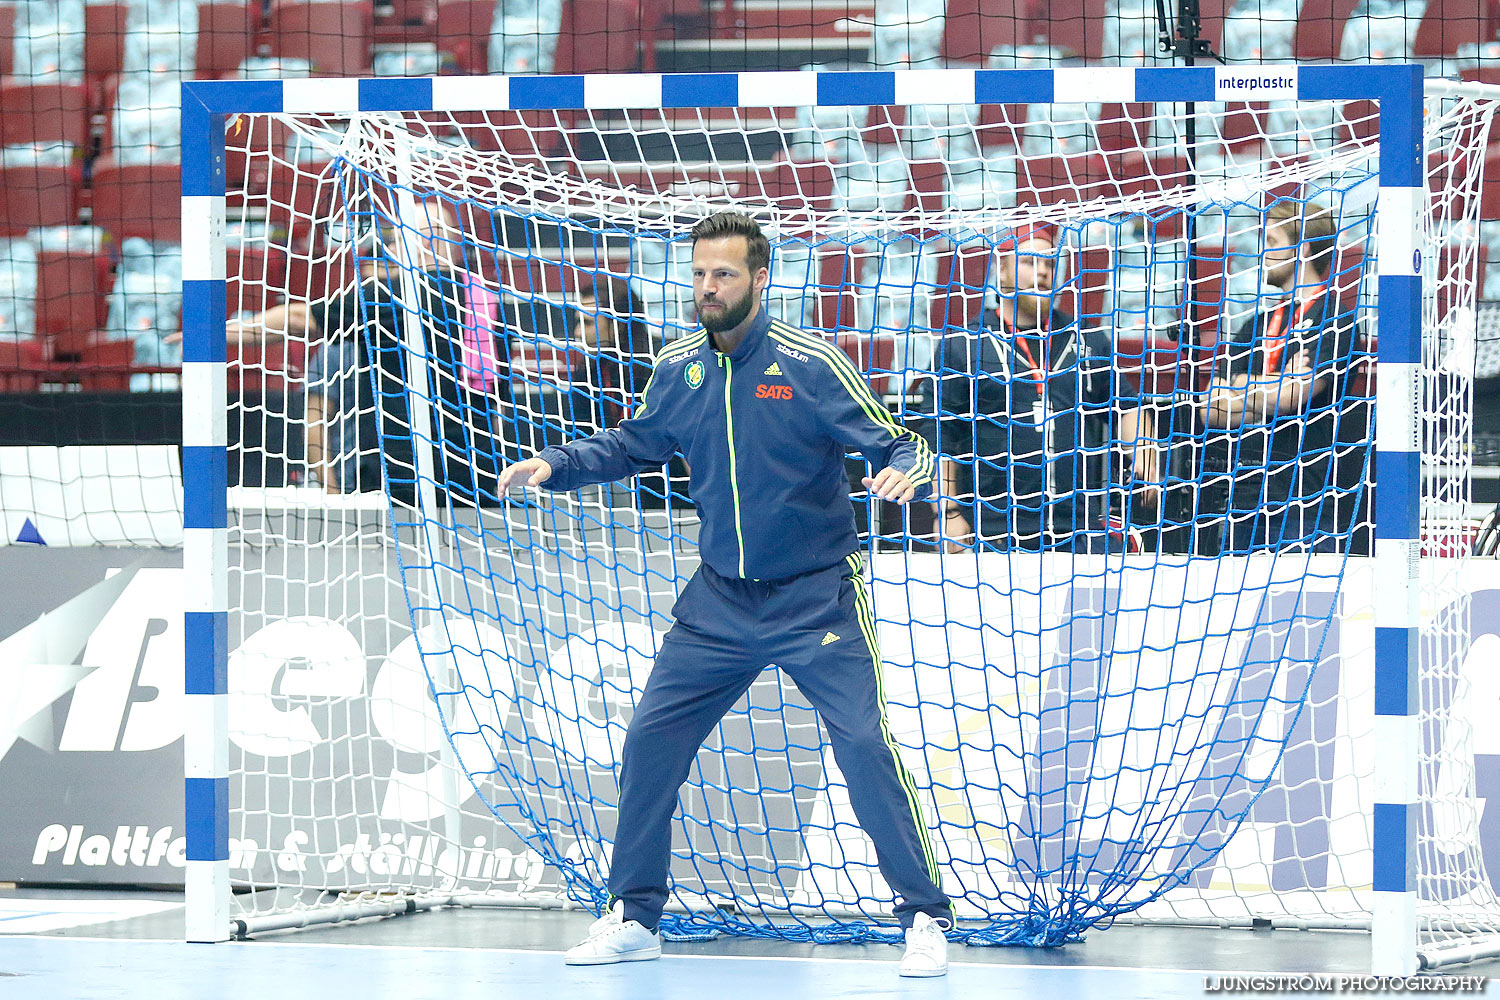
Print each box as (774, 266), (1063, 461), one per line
(690, 212), (771, 274)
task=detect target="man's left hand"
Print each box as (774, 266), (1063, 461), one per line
(863, 467), (918, 505)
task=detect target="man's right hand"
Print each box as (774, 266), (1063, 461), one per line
(497, 458), (554, 491)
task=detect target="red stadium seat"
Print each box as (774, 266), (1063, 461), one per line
(268, 1), (375, 76)
(451, 109), (564, 158)
(1341, 99), (1379, 143)
(227, 246), (289, 319)
(513, 341), (575, 385)
(84, 2), (129, 79)
(1073, 245), (1110, 327)
(0, 162), (78, 235)
(224, 114), (294, 201)
(761, 160), (837, 219)
(0, 80), (91, 149)
(1462, 66), (1500, 85)
(1413, 0), (1496, 57)
(1184, 241), (1231, 348)
(733, 0), (863, 41)
(907, 160), (947, 216)
(1094, 103), (1153, 157)
(1032, 0), (1110, 61)
(811, 248), (869, 331)
(929, 243), (992, 331)
(196, 1), (260, 78)
(554, 0), (643, 74)
(47, 334), (135, 391)
(1220, 103), (1270, 151)
(941, 0), (1028, 64)
(229, 339), (307, 394)
(90, 158), (182, 243)
(434, 0), (496, 74)
(374, 0), (437, 43)
(260, 156), (346, 241)
(1114, 329), (1189, 396)
(1294, 0), (1361, 60)
(1112, 151), (1191, 203)
(1332, 245), (1368, 305)
(1015, 151), (1112, 207)
(0, 338), (45, 393)
(640, 0), (738, 69)
(34, 250), (113, 339)
(829, 331), (897, 396)
(0, 7), (14, 79)
(286, 253), (356, 303)
(1481, 150), (1500, 218)
(1193, 0), (1230, 52)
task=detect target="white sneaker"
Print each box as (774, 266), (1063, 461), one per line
(898, 912), (950, 977)
(563, 902), (662, 966)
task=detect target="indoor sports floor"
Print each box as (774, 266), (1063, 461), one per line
(3, 886), (1498, 998)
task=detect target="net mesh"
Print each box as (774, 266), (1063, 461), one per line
(220, 84), (1493, 959)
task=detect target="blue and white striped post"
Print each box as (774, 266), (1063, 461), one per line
(180, 65), (1427, 963)
(1357, 65), (1426, 979)
(1292, 63), (1424, 977)
(180, 84), (231, 943)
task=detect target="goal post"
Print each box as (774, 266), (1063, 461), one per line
(180, 65), (1480, 976)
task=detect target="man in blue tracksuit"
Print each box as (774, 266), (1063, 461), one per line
(499, 212), (953, 977)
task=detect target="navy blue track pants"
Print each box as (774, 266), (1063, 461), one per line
(606, 554), (951, 930)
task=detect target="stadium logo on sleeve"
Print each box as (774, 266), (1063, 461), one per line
(685, 360), (705, 389)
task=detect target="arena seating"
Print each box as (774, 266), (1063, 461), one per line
(1293, 0), (1360, 60)
(375, 0), (438, 44)
(434, 0), (497, 74)
(0, 162), (78, 236)
(0, 6), (13, 79)
(34, 249), (113, 341)
(89, 159), (182, 244)
(196, 2), (261, 80)
(0, 0), (1496, 396)
(1414, 0), (1497, 58)
(0, 81), (91, 149)
(267, 1), (376, 77)
(226, 246), (289, 321)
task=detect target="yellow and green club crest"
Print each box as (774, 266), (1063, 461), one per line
(684, 359), (705, 389)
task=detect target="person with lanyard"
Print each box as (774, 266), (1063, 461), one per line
(926, 224), (1158, 553)
(1202, 198), (1366, 553)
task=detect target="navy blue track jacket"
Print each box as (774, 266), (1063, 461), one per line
(537, 307), (935, 580)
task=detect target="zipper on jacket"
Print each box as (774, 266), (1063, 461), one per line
(722, 355), (747, 578)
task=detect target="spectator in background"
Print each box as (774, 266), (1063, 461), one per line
(206, 200), (506, 502)
(569, 273), (658, 430)
(926, 224), (1158, 553)
(1201, 199), (1366, 553)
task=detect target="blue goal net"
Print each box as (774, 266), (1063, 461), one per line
(209, 76), (1489, 957)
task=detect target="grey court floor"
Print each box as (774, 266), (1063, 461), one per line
(2, 887), (1498, 1000)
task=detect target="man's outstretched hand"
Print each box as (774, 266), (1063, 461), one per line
(497, 458), (554, 491)
(862, 466), (918, 505)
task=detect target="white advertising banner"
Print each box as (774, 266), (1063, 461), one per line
(2, 543), (1498, 914)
